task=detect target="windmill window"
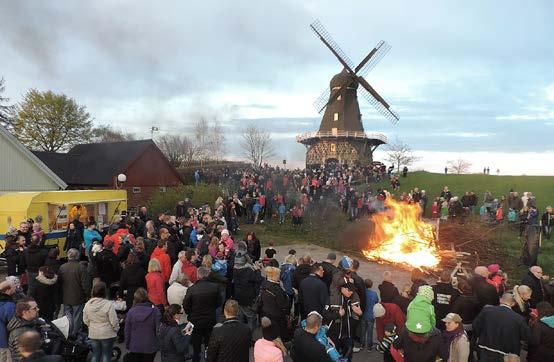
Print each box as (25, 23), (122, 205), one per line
(331, 127), (338, 135)
(333, 113), (339, 121)
(330, 143), (337, 152)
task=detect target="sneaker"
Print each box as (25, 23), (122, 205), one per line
(352, 347), (361, 353)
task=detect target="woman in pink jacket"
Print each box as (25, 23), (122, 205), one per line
(254, 317), (286, 362)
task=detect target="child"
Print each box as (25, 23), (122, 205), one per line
(278, 203), (286, 224)
(361, 279), (380, 350)
(375, 323), (398, 362)
(262, 242), (277, 267)
(486, 264), (506, 295)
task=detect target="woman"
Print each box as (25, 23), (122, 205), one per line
(156, 304), (193, 362)
(208, 237), (219, 258)
(441, 313), (470, 362)
(528, 301), (554, 362)
(409, 269), (428, 299)
(43, 247), (62, 274)
(3, 235), (24, 277)
(125, 288), (161, 362)
(83, 282), (119, 362)
(119, 253), (147, 310)
(244, 232), (261, 261)
(512, 285), (532, 322)
(146, 259), (167, 309)
(32, 266), (60, 321)
(260, 267), (292, 341)
(65, 221), (83, 252)
(451, 279), (480, 333)
(134, 238), (150, 269)
(254, 317), (286, 362)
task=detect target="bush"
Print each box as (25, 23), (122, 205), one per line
(147, 184), (225, 216)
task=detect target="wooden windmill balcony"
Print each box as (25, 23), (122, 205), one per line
(296, 130), (387, 145)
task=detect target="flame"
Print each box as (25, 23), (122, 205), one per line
(362, 198), (440, 269)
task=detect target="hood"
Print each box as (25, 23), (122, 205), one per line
(86, 298), (113, 313)
(131, 303), (157, 322)
(408, 331), (429, 344)
(151, 247), (166, 258)
(36, 274), (58, 286)
(541, 315), (554, 328)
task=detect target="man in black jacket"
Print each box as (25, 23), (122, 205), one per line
(378, 271), (400, 303)
(299, 263), (328, 320)
(183, 267), (222, 362)
(58, 249), (90, 337)
(432, 271), (460, 330)
(470, 266), (499, 308)
(521, 266), (547, 308)
(321, 252), (337, 291)
(472, 293), (531, 359)
(19, 238), (47, 296)
(292, 254), (313, 291)
(206, 299), (251, 362)
(232, 243), (262, 332)
(292, 312), (332, 362)
(17, 330), (63, 361)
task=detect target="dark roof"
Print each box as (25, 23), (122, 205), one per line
(33, 140), (170, 186)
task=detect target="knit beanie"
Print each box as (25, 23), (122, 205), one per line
(373, 303), (386, 318)
(417, 285), (434, 302)
(339, 256), (353, 270)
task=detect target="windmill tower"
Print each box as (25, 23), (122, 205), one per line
(297, 20), (399, 167)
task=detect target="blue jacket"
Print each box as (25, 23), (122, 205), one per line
(363, 289), (380, 320)
(0, 293), (16, 348)
(83, 229), (102, 251)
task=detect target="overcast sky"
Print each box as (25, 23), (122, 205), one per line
(1, 1), (553, 174)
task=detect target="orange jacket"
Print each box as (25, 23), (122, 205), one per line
(150, 247), (171, 283)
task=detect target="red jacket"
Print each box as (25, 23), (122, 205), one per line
(150, 247), (171, 283)
(181, 259), (198, 283)
(103, 228), (135, 255)
(146, 272), (167, 306)
(376, 303), (406, 341)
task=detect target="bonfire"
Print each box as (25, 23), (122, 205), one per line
(363, 198), (441, 269)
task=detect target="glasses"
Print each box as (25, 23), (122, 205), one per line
(30, 306), (39, 311)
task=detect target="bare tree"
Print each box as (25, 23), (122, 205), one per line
(0, 77), (15, 127)
(208, 120), (225, 162)
(91, 124), (136, 143)
(240, 124), (275, 168)
(385, 137), (419, 173)
(447, 158), (472, 175)
(194, 118), (210, 162)
(156, 134), (198, 168)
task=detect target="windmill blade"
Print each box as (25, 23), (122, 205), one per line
(358, 77), (399, 124)
(310, 20), (356, 74)
(355, 41), (391, 77)
(314, 87), (342, 113)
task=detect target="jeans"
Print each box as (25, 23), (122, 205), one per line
(90, 337), (115, 362)
(238, 304), (258, 333)
(192, 326), (212, 362)
(63, 304), (84, 337)
(360, 318), (374, 347)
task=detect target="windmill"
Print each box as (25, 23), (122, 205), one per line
(297, 20), (399, 167)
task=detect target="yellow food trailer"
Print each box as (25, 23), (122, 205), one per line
(0, 190), (127, 253)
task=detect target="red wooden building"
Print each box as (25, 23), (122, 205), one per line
(34, 140), (183, 207)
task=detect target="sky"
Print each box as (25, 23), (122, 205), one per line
(1, 1), (554, 174)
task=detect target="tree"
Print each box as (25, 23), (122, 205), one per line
(194, 118), (210, 162)
(12, 89), (93, 151)
(91, 124), (136, 143)
(208, 120), (225, 162)
(240, 124), (275, 168)
(447, 158), (472, 175)
(385, 137), (419, 173)
(0, 77), (14, 127)
(156, 134), (198, 168)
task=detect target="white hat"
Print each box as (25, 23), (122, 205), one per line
(373, 303), (386, 318)
(221, 229), (230, 236)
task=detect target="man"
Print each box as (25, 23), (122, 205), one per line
(138, 206), (150, 223)
(541, 206), (553, 240)
(183, 267), (222, 362)
(432, 270), (460, 330)
(181, 249), (199, 284)
(292, 254), (313, 292)
(169, 250), (187, 285)
(321, 252), (337, 290)
(17, 222), (31, 246)
(292, 311), (333, 362)
(472, 293), (531, 360)
(58, 249), (90, 337)
(150, 240), (171, 283)
(470, 266), (499, 308)
(7, 298), (45, 361)
(0, 280), (17, 361)
(378, 271), (400, 303)
(205, 299), (251, 362)
(18, 331), (63, 361)
(95, 240), (121, 289)
(298, 263), (329, 320)
(350, 259), (367, 352)
(232, 242), (262, 332)
(521, 265), (547, 308)
(373, 302), (406, 342)
(19, 238), (47, 298)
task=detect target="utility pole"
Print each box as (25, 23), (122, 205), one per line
(150, 126), (159, 139)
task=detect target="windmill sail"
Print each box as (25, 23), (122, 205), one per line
(359, 86), (399, 124)
(355, 41), (391, 78)
(310, 20), (356, 73)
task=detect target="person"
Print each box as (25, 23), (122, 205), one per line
(150, 240), (171, 284)
(118, 253), (147, 310)
(378, 271), (400, 303)
(180, 249), (199, 284)
(83, 282), (119, 362)
(17, 330), (63, 362)
(292, 312), (333, 362)
(373, 302), (406, 342)
(432, 270), (459, 330)
(0, 280), (16, 361)
(156, 304), (192, 362)
(441, 313), (469, 362)
(84, 222), (102, 259)
(146, 259), (167, 308)
(260, 266), (292, 342)
(541, 206), (553, 240)
(19, 236), (47, 296)
(409, 268), (428, 298)
(167, 275), (190, 311)
(328, 281), (362, 361)
(279, 254), (297, 300)
(206, 299), (252, 362)
(183, 267), (222, 362)
(292, 254), (313, 292)
(168, 251), (186, 285)
(521, 265), (546, 308)
(244, 232), (261, 262)
(527, 301), (554, 362)
(298, 263), (328, 320)
(321, 252), (337, 291)
(125, 288), (161, 362)
(7, 298), (47, 362)
(450, 279), (480, 332)
(375, 323), (397, 362)
(470, 266), (500, 308)
(512, 285), (532, 322)
(31, 266), (59, 322)
(254, 317), (287, 362)
(391, 283), (412, 315)
(361, 279), (379, 350)
(3, 235), (25, 278)
(95, 240), (121, 292)
(58, 248), (90, 337)
(406, 285), (436, 335)
(232, 241), (262, 332)
(65, 221), (83, 252)
(472, 293), (531, 360)
(392, 311), (443, 362)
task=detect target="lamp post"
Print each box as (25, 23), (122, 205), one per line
(115, 173), (127, 189)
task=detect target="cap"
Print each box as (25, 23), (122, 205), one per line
(373, 303), (386, 318)
(442, 313), (462, 324)
(406, 317), (432, 334)
(327, 252), (337, 261)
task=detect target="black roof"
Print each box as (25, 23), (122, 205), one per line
(33, 140), (159, 186)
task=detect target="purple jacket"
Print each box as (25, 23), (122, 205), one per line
(125, 302), (161, 354)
